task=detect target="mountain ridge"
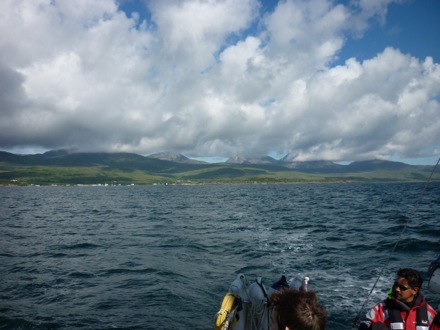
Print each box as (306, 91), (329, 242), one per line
(0, 150), (436, 185)
(2, 149), (421, 169)
(147, 151), (207, 164)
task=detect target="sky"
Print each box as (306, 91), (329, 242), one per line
(0, 0), (439, 165)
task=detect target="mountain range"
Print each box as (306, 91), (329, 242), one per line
(0, 150), (437, 185)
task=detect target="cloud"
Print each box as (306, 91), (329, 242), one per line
(0, 0), (439, 163)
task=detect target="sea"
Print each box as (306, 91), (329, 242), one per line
(1, 182), (439, 330)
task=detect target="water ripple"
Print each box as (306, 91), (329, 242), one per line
(0, 183), (439, 329)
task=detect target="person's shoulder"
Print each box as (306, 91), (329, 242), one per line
(432, 312), (440, 329)
(369, 300), (388, 312)
(378, 299), (390, 307)
(425, 301), (438, 314)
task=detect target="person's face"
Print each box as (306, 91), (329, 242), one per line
(393, 277), (419, 303)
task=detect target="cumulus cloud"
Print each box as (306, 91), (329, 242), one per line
(0, 0), (439, 163)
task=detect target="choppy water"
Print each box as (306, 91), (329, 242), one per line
(1, 182), (439, 329)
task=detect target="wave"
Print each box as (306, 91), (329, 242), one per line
(1, 183), (439, 330)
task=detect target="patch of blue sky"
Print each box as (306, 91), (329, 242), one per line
(117, 0), (154, 30)
(267, 150), (288, 160)
(392, 155), (440, 166)
(205, 0), (277, 64)
(212, 18), (264, 64)
(334, 0), (440, 65)
(260, 98), (277, 107)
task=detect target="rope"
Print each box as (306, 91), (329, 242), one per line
(351, 157), (440, 329)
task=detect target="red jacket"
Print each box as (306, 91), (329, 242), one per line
(360, 293), (439, 330)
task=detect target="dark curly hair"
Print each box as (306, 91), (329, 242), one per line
(397, 268), (423, 288)
(270, 289), (327, 330)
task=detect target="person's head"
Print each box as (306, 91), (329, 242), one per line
(270, 289), (327, 330)
(393, 268), (423, 303)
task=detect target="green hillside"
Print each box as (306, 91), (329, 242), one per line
(0, 151), (438, 186)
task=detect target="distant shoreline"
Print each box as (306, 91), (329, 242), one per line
(2, 180), (438, 187)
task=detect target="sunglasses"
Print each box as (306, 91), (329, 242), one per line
(394, 282), (413, 291)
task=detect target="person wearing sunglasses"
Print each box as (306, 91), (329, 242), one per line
(359, 268), (439, 330)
